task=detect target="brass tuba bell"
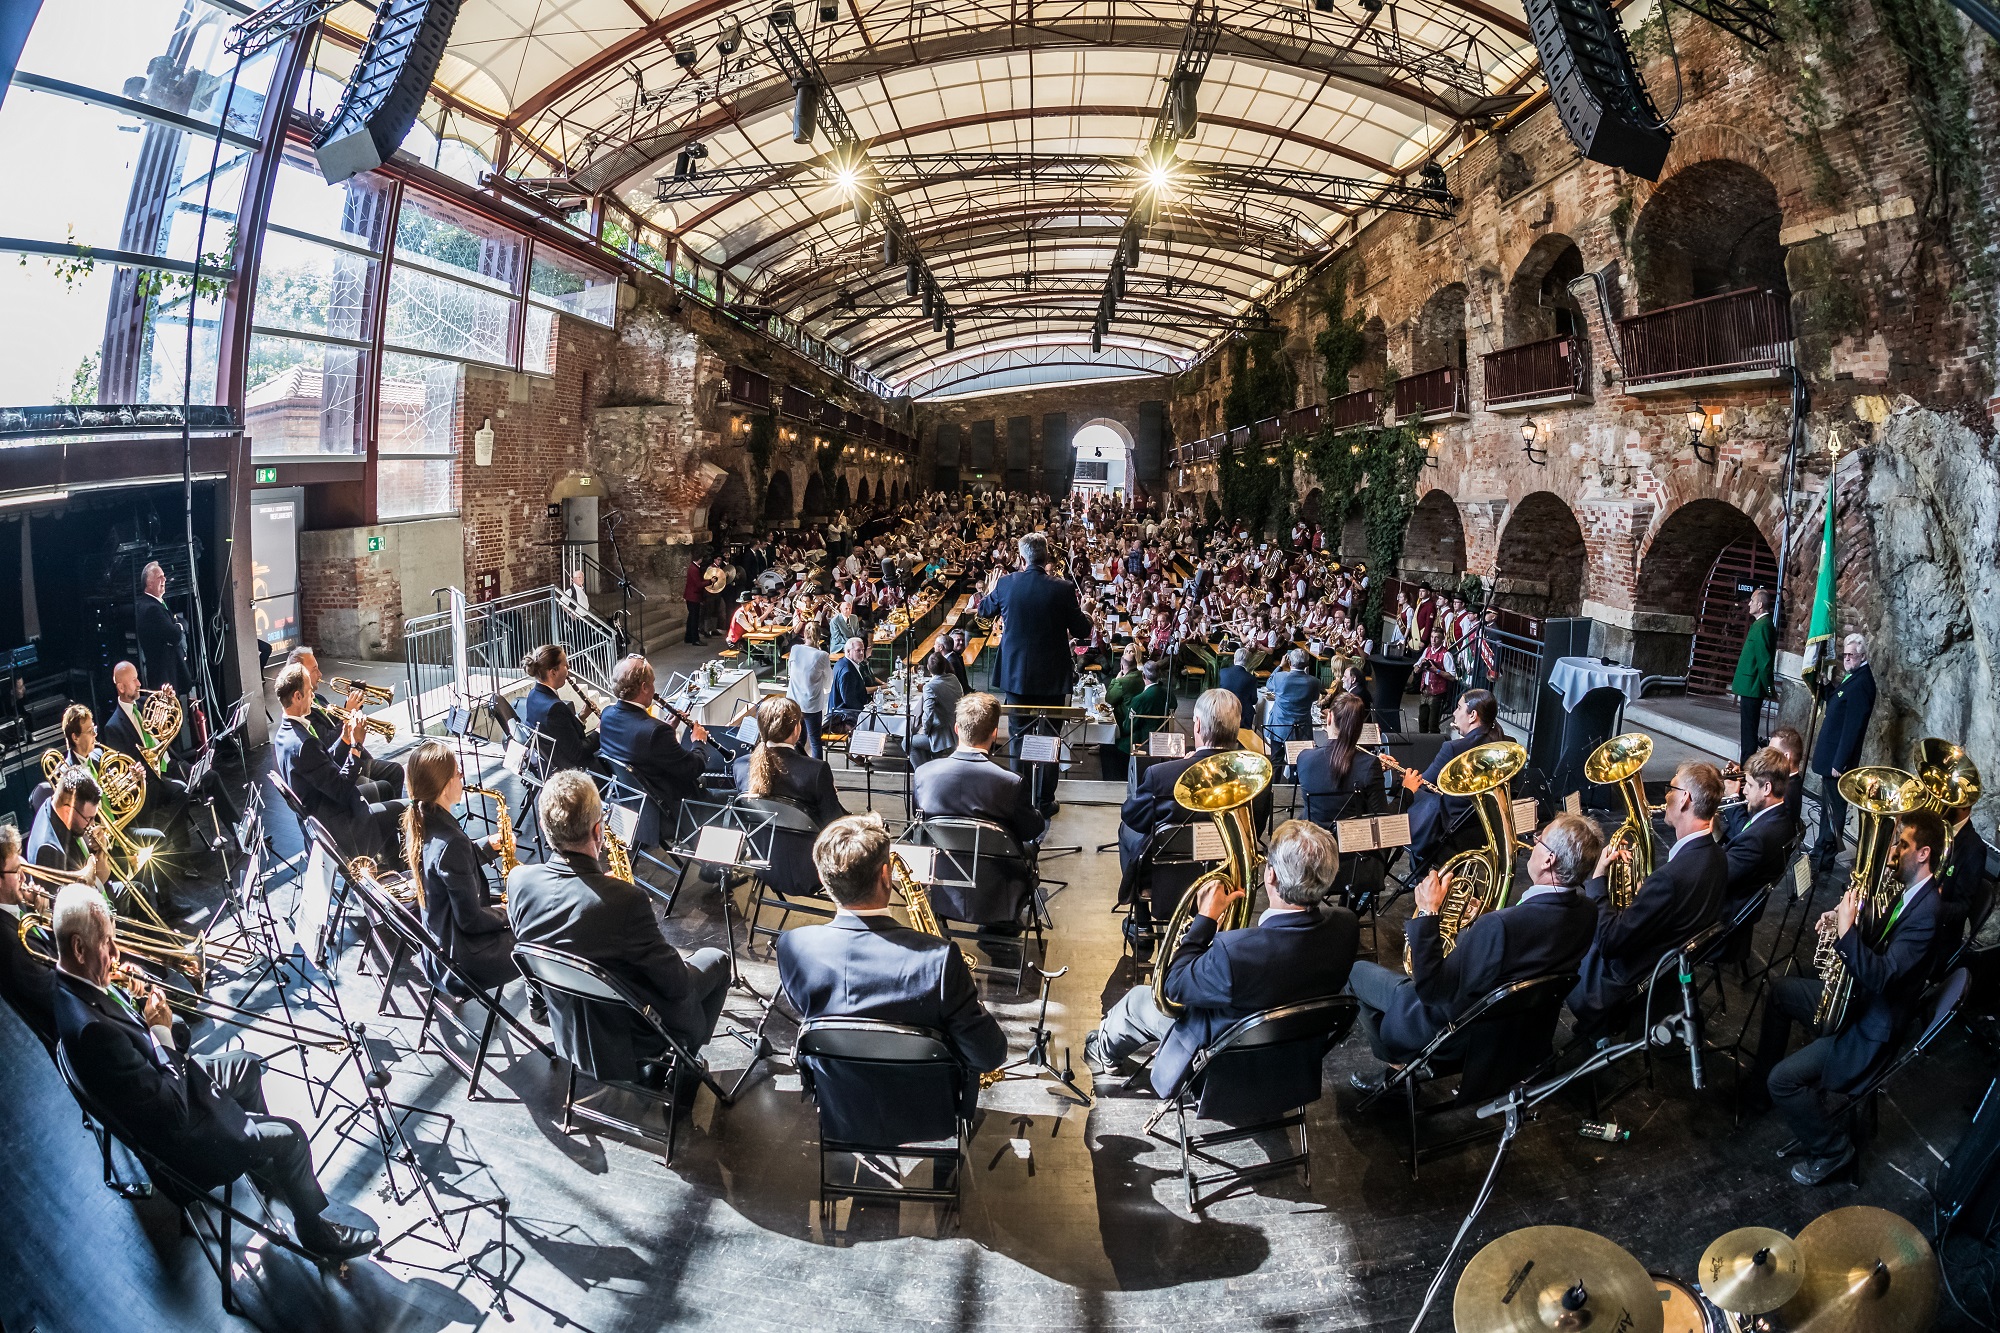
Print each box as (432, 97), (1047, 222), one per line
(1585, 732), (1657, 910)
(1813, 766), (1925, 1033)
(1153, 749), (1272, 1017)
(1912, 738), (1980, 814)
(1430, 739), (1529, 956)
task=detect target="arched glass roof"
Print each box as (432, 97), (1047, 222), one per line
(312, 0), (1538, 395)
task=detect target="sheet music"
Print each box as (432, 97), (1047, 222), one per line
(1373, 813), (1412, 849)
(1285, 739), (1313, 764)
(603, 802), (638, 842)
(1360, 723), (1382, 746)
(692, 825), (746, 866)
(847, 730), (887, 757)
(1018, 734), (1060, 764)
(1564, 791), (1584, 817)
(892, 843), (938, 883)
(1336, 819), (1377, 854)
(1148, 732), (1186, 757)
(293, 844), (335, 953)
(1512, 798), (1539, 832)
(502, 739), (529, 776)
(1191, 823), (1225, 860)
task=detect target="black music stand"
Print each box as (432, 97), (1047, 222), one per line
(660, 809), (783, 1096)
(846, 706), (912, 821)
(986, 964), (1091, 1106)
(1003, 702), (1084, 860)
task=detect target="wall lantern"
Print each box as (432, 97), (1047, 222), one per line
(1686, 399), (1718, 464)
(1520, 418), (1547, 466)
(474, 417), (496, 466)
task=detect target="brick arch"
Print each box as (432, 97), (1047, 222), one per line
(1635, 497), (1772, 620)
(710, 469), (754, 537)
(1492, 491), (1587, 617)
(802, 469), (829, 518)
(764, 468), (795, 521)
(1403, 487), (1467, 579)
(1627, 158), (1788, 310)
(835, 473), (851, 508)
(1299, 486), (1323, 527)
(857, 476), (872, 506)
(1505, 233), (1586, 344)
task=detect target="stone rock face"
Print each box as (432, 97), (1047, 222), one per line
(1856, 406), (1999, 828)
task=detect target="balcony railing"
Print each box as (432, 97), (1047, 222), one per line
(1483, 335), (1588, 408)
(1285, 404), (1322, 436)
(1617, 287), (1793, 387)
(1327, 388), (1380, 432)
(1253, 416), (1283, 444)
(1394, 366), (1470, 420)
(1226, 425), (1253, 450)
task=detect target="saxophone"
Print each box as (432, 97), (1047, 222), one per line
(465, 786), (518, 875)
(1812, 766), (1921, 1034)
(890, 851), (979, 973)
(604, 828), (635, 883)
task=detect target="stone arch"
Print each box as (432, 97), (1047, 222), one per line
(1402, 488), (1466, 580)
(1299, 487), (1323, 528)
(710, 469), (753, 537)
(1505, 234), (1586, 344)
(801, 470), (829, 519)
(1492, 491), (1586, 618)
(857, 476), (872, 506)
(1633, 497), (1779, 687)
(1413, 284), (1469, 374)
(835, 473), (851, 508)
(764, 468), (795, 522)
(1628, 159), (1788, 311)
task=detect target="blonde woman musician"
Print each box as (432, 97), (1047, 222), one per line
(402, 741), (518, 994)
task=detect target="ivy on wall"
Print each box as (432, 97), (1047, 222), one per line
(1313, 262), (1368, 400)
(1221, 328), (1297, 429)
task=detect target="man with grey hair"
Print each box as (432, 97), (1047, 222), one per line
(1348, 812), (1603, 1079)
(828, 635), (877, 727)
(50, 883), (377, 1260)
(135, 559), (194, 697)
(1809, 632), (1876, 873)
(1219, 645), (1260, 728)
(976, 527), (1091, 710)
(598, 652), (714, 826)
(1084, 819), (1358, 1095)
(507, 771), (731, 1091)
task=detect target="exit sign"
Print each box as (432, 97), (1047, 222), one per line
(367, 536), (383, 552)
(255, 466), (277, 484)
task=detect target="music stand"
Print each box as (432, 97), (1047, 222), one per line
(664, 797), (783, 989)
(1003, 703), (1084, 859)
(845, 712), (911, 821)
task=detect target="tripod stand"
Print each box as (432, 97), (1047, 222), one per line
(986, 965), (1092, 1106)
(1005, 703), (1083, 860)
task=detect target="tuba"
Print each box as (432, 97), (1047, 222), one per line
(1154, 749), (1272, 1017)
(1431, 739), (1530, 957)
(1912, 738), (1981, 814)
(465, 785), (518, 875)
(1585, 732), (1659, 910)
(1812, 766), (1924, 1034)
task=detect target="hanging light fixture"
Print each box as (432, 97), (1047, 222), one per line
(1520, 418), (1548, 465)
(1686, 399), (1717, 464)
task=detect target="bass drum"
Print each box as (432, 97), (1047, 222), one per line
(1653, 1272), (1729, 1333)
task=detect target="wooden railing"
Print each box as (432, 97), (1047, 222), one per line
(1285, 403), (1322, 436)
(1254, 416), (1283, 444)
(1393, 365), (1469, 419)
(1327, 388), (1380, 431)
(1617, 287), (1793, 386)
(1483, 335), (1588, 407)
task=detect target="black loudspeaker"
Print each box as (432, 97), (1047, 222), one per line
(314, 0), (465, 184)
(1524, 0), (1672, 181)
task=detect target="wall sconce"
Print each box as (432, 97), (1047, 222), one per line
(1686, 399), (1718, 464)
(1421, 431), (1440, 468)
(1520, 418), (1548, 465)
(474, 417), (496, 466)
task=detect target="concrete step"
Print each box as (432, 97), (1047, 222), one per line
(1625, 698), (1734, 761)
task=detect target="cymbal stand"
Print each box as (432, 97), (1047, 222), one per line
(986, 965), (1091, 1106)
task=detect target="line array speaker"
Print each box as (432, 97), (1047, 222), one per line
(1525, 0), (1673, 181)
(314, 0), (465, 184)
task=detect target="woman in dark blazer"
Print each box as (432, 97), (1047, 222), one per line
(731, 697), (846, 829)
(1296, 692), (1384, 827)
(402, 740), (518, 994)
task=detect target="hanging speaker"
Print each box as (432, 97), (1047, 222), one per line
(883, 229), (899, 267)
(791, 80), (821, 144)
(1524, 0), (1673, 180)
(905, 260), (920, 297)
(315, 0), (466, 183)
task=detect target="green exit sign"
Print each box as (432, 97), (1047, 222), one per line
(367, 536), (383, 552)
(255, 466), (277, 484)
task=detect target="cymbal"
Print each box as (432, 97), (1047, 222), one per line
(1778, 1206), (1938, 1333)
(1454, 1226), (1664, 1333)
(1698, 1227), (1803, 1314)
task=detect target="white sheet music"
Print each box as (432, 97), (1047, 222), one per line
(1191, 823), (1225, 860)
(502, 738), (529, 776)
(847, 730), (887, 757)
(1285, 739), (1313, 764)
(693, 825), (746, 866)
(892, 843), (938, 883)
(1360, 723), (1382, 746)
(1512, 798), (1539, 832)
(1374, 813), (1412, 849)
(1336, 819), (1377, 853)
(293, 844), (335, 953)
(1149, 732), (1186, 757)
(1564, 791), (1584, 817)
(1018, 734), (1060, 764)
(603, 802), (638, 842)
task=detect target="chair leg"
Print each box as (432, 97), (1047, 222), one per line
(1178, 1102), (1197, 1213)
(220, 1181), (238, 1316)
(1299, 1111), (1312, 1190)
(468, 1003), (500, 1100)
(562, 1065), (578, 1135)
(1405, 1077), (1421, 1181)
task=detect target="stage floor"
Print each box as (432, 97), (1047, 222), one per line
(1, 716), (1988, 1331)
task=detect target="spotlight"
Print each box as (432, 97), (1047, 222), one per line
(1420, 160), (1449, 198)
(770, 3), (794, 25)
(905, 259), (920, 297)
(1122, 231), (1139, 266)
(1170, 71), (1200, 140)
(1358, 0), (1383, 11)
(1092, 326), (1103, 354)
(675, 149), (694, 179)
(853, 195), (871, 225)
(818, 0), (837, 18)
(715, 18), (742, 54)
(883, 230), (899, 267)
(1313, 0), (1334, 9)
(932, 306), (944, 333)
(791, 80), (821, 143)
(944, 325), (955, 352)
(922, 286), (934, 317)
(672, 39), (698, 68)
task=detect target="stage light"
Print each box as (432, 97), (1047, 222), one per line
(818, 0), (838, 19)
(791, 80), (820, 143)
(770, 3), (794, 25)
(905, 259), (920, 297)
(883, 230), (899, 267)
(834, 165), (858, 192)
(672, 39), (698, 68)
(715, 19), (742, 54)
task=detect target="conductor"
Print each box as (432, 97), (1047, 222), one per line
(977, 532), (1091, 709)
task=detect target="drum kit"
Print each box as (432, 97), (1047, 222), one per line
(1453, 1207), (1937, 1332)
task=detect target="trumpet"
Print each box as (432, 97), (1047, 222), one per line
(328, 676), (394, 707)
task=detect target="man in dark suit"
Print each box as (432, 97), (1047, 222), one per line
(1403, 689), (1503, 875)
(940, 629), (971, 693)
(1810, 634), (1876, 872)
(779, 813), (1006, 1133)
(976, 532), (1091, 708)
(135, 560), (193, 697)
(1717, 747), (1798, 965)
(1349, 813), (1601, 1076)
(272, 664), (402, 860)
(1770, 726), (1809, 842)
(507, 771), (730, 1086)
(597, 654), (712, 833)
(288, 648), (404, 801)
(516, 643), (605, 775)
(1217, 646), (1259, 730)
(827, 637), (878, 728)
(49, 882), (376, 1259)
(1567, 761), (1729, 1033)
(1745, 810), (1952, 1183)
(1084, 819), (1358, 1095)
(0, 826), (57, 1051)
(28, 768), (113, 888)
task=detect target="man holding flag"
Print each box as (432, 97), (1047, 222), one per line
(1799, 441), (1875, 874)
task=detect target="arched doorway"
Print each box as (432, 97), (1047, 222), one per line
(1628, 161), (1788, 310)
(1635, 498), (1778, 691)
(801, 471), (829, 521)
(709, 470), (753, 537)
(857, 477), (872, 507)
(1299, 488), (1322, 529)
(1492, 492), (1586, 617)
(1413, 284), (1469, 375)
(1072, 419), (1134, 496)
(1506, 235), (1586, 343)
(1402, 488), (1466, 582)
(764, 469), (795, 524)
(835, 473), (851, 509)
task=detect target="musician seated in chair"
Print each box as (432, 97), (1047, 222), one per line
(732, 697), (844, 829)
(597, 654), (711, 834)
(778, 813), (1006, 1113)
(1721, 747), (1796, 932)
(507, 771), (730, 1094)
(287, 647), (404, 801)
(401, 741), (519, 996)
(1742, 810), (1951, 1185)
(1297, 692), (1384, 829)
(103, 663), (246, 853)
(0, 826), (58, 1052)
(273, 663), (403, 861)
(1402, 689), (1503, 877)
(910, 692), (1044, 955)
(1347, 813), (1601, 1086)
(1083, 819), (1358, 1094)
(49, 883), (378, 1260)
(517, 644), (607, 776)
(826, 637), (878, 730)
(28, 768), (114, 891)
(1565, 761), (1728, 1036)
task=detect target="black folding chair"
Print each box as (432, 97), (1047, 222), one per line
(794, 1017), (971, 1228)
(1146, 995), (1358, 1211)
(902, 815), (1048, 989)
(735, 795), (836, 945)
(512, 943), (731, 1164)
(1355, 972), (1579, 1178)
(1122, 821), (1208, 978)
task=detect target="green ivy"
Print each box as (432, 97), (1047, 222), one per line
(1221, 327), (1296, 430)
(1313, 262), (1368, 400)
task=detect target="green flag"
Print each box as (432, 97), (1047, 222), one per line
(1802, 477), (1837, 685)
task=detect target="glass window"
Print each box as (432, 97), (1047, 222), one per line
(137, 283), (224, 405)
(267, 152), (391, 253)
(377, 458), (458, 521)
(394, 191), (521, 294)
(528, 247), (617, 326)
(378, 351), (461, 520)
(521, 305), (556, 376)
(384, 264), (514, 364)
(17, 0), (277, 140)
(244, 335), (365, 457)
(252, 230), (375, 341)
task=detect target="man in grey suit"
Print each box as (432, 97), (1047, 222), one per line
(507, 771), (730, 1090)
(778, 814), (1006, 1138)
(912, 692), (1046, 850)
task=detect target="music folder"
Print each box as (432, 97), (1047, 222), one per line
(1191, 823), (1225, 860)
(1336, 813), (1413, 854)
(847, 730), (888, 758)
(1018, 734), (1060, 764)
(892, 842), (938, 882)
(692, 825), (746, 866)
(1360, 723), (1382, 746)
(1512, 798), (1539, 832)
(1284, 739), (1313, 764)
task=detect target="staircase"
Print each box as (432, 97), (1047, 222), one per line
(1686, 537), (1779, 695)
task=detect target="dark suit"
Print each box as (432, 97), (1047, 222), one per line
(28, 797), (95, 876)
(518, 682), (602, 775)
(1405, 723), (1501, 872)
(977, 566), (1090, 700)
(507, 850), (729, 1075)
(415, 806), (516, 993)
(100, 706), (195, 835)
(1940, 818), (1989, 943)
(598, 700), (707, 828)
(828, 656), (875, 721)
(731, 745), (845, 829)
(1718, 802), (1794, 962)
(273, 714), (394, 859)
(1217, 665), (1260, 729)
(306, 692), (404, 800)
(0, 903), (57, 1050)
(1811, 663), (1876, 864)
(135, 594), (192, 695)
(1148, 907), (1359, 1096)
(1297, 746), (1384, 827)
(779, 912), (1007, 1139)
(54, 970), (327, 1217)
(1567, 833), (1727, 1030)
(914, 746), (1046, 849)
(1351, 885), (1596, 1063)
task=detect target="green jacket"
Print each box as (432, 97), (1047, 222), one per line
(1730, 614), (1776, 698)
(1104, 670), (1145, 751)
(1127, 682), (1171, 753)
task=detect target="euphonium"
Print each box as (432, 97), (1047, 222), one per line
(1154, 749), (1272, 1018)
(1912, 738), (1981, 814)
(1585, 732), (1658, 910)
(1812, 766), (1924, 1034)
(465, 785), (518, 875)
(348, 854), (421, 910)
(1431, 739), (1529, 957)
